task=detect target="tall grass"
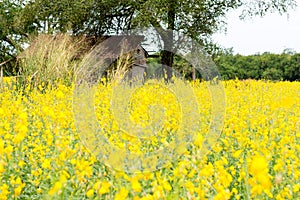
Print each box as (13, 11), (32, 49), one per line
(18, 34), (137, 89)
(109, 51), (133, 84)
(18, 34), (85, 89)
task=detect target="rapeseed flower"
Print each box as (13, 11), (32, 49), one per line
(0, 78), (299, 199)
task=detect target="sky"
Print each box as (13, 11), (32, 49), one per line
(212, 0), (300, 55)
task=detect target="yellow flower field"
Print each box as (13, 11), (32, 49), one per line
(0, 78), (299, 199)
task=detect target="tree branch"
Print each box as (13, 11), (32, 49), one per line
(0, 58), (15, 66)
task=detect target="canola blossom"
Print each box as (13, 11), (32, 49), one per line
(0, 77), (300, 199)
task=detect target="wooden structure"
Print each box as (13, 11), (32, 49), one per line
(19, 34), (150, 82)
(82, 35), (149, 82)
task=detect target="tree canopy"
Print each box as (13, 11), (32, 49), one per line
(215, 51), (300, 81)
(0, 0), (297, 76)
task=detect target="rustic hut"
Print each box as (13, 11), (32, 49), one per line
(19, 34), (149, 83)
(91, 35), (149, 82)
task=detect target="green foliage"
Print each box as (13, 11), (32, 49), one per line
(0, 0), (40, 76)
(214, 51), (300, 81)
(0, 0), (297, 79)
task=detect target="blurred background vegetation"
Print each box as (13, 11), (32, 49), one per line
(215, 49), (300, 81)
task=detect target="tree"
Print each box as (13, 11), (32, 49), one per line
(0, 0), (41, 75)
(214, 50), (300, 81)
(0, 0), (297, 77)
(128, 0), (297, 78)
(0, 0), (23, 75)
(285, 53), (300, 81)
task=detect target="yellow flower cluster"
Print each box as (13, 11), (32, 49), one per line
(0, 78), (299, 199)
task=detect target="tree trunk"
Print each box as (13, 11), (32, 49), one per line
(161, 50), (173, 81)
(160, 0), (175, 81)
(192, 65), (196, 80)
